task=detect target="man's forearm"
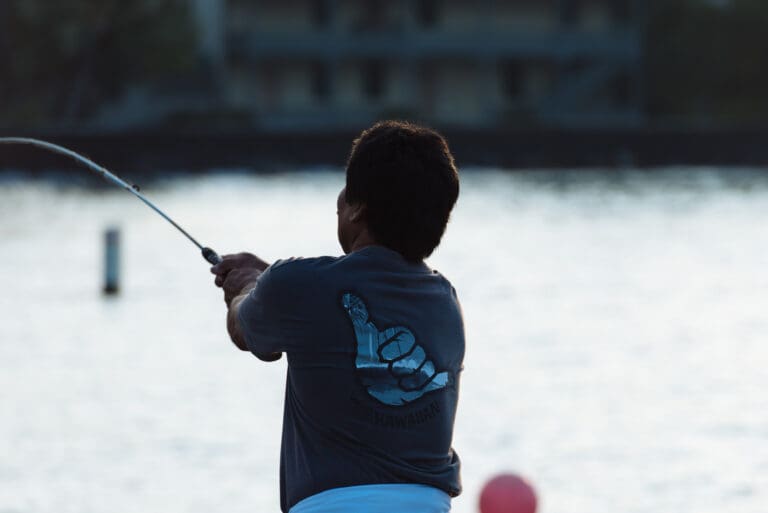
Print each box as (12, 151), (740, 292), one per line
(227, 284), (257, 351)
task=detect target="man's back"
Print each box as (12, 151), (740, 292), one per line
(214, 121), (464, 512)
(238, 245), (464, 511)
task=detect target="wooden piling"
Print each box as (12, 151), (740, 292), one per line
(103, 227), (120, 295)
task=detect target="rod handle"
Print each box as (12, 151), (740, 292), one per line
(202, 247), (223, 265)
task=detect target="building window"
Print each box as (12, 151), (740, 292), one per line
(312, 0), (331, 28)
(419, 62), (437, 117)
(560, 0), (582, 25)
(611, 0), (631, 23)
(501, 61), (524, 100)
(610, 71), (632, 107)
(358, 0), (386, 31)
(311, 62), (331, 101)
(260, 62), (280, 110)
(416, 0), (440, 28)
(362, 60), (386, 100)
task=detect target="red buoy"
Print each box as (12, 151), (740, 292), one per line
(479, 473), (537, 513)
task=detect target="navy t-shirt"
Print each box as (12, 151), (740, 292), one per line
(238, 245), (464, 512)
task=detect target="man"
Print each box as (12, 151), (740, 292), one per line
(211, 121), (464, 513)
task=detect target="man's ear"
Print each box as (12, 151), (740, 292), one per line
(349, 203), (366, 223)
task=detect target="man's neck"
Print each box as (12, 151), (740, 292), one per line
(348, 228), (379, 253)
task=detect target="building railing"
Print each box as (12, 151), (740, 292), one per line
(227, 28), (642, 61)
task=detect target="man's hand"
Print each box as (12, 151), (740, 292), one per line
(210, 252), (273, 353)
(211, 252), (269, 306)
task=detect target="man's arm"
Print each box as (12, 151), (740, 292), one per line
(226, 283), (283, 361)
(212, 252), (282, 361)
(226, 284), (256, 351)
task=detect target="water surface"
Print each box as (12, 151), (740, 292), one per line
(1, 168), (766, 513)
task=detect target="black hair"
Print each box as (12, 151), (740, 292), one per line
(345, 120), (459, 262)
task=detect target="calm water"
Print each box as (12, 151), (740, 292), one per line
(1, 168), (767, 513)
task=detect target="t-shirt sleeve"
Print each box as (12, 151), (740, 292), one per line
(237, 259), (316, 358)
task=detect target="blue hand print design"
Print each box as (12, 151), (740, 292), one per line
(342, 293), (450, 406)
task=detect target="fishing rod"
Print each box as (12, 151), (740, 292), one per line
(0, 137), (223, 265)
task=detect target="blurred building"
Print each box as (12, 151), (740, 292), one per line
(106, 0), (647, 132)
(211, 0), (645, 131)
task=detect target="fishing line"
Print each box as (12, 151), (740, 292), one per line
(0, 137), (223, 265)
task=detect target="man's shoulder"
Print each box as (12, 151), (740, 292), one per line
(260, 255), (342, 285)
(263, 250), (456, 294)
(270, 255), (339, 271)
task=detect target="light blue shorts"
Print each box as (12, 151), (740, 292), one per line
(289, 483), (451, 513)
